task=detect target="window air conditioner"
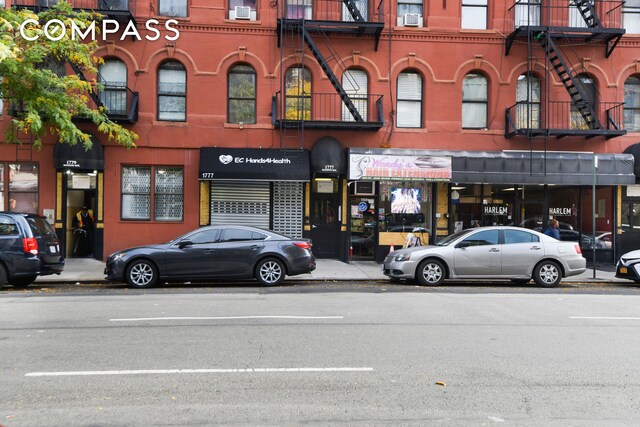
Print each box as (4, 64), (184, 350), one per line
(234, 6), (252, 20)
(403, 13), (421, 27)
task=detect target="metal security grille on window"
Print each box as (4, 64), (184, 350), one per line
(122, 168), (151, 219)
(155, 169), (183, 221)
(210, 181), (270, 229)
(273, 182), (303, 238)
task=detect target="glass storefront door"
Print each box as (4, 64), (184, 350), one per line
(350, 196), (376, 259)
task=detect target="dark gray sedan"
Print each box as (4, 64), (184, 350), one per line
(105, 225), (316, 288)
(383, 226), (586, 287)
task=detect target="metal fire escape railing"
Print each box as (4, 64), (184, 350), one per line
(504, 0), (626, 139)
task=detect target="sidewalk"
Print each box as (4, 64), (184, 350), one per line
(35, 257), (624, 284)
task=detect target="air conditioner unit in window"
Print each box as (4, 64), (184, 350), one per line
(403, 13), (421, 27)
(234, 6), (252, 19)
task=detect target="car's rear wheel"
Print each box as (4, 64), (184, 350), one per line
(256, 258), (285, 286)
(125, 260), (158, 288)
(416, 259), (445, 286)
(9, 275), (37, 288)
(533, 260), (561, 288)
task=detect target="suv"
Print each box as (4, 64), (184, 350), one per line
(0, 212), (64, 288)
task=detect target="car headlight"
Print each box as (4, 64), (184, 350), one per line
(111, 252), (127, 261)
(394, 253), (411, 262)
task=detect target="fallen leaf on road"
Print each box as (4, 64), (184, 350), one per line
(435, 381), (446, 386)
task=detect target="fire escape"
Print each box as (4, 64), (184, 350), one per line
(11, 0), (139, 124)
(505, 0), (625, 139)
(273, 0), (385, 147)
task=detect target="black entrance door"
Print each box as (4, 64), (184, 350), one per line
(311, 192), (341, 258)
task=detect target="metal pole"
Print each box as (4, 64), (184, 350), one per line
(593, 155), (598, 279)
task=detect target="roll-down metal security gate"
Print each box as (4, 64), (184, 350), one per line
(210, 181), (270, 229)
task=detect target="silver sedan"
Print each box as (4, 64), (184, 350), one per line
(383, 226), (586, 287)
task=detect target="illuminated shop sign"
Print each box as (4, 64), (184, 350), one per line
(483, 205), (509, 216)
(348, 154), (451, 181)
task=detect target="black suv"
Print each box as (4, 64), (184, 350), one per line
(0, 212), (64, 288)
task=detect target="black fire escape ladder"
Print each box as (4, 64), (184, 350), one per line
(342, 0), (365, 22)
(538, 34), (602, 130)
(302, 27), (364, 122)
(573, 0), (603, 29)
(68, 61), (104, 110)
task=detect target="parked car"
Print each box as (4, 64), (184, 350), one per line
(105, 225), (316, 288)
(615, 249), (640, 283)
(0, 212), (64, 288)
(383, 226), (586, 287)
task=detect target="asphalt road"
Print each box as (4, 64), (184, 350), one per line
(2, 282), (640, 426)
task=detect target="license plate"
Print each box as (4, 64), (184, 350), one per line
(49, 245), (58, 253)
(620, 267), (628, 274)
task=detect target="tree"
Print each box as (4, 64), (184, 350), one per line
(0, 2), (138, 150)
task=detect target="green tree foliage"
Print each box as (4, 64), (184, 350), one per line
(0, 2), (138, 149)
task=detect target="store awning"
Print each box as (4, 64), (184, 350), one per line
(199, 147), (310, 181)
(348, 148), (635, 185)
(311, 136), (346, 176)
(53, 136), (104, 170)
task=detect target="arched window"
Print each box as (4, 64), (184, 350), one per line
(570, 74), (596, 129)
(516, 73), (541, 129)
(99, 58), (127, 116)
(342, 69), (368, 122)
(625, 76), (640, 132)
(157, 60), (186, 121)
(462, 72), (488, 129)
(397, 71), (422, 128)
(228, 64), (256, 124)
(285, 67), (311, 120)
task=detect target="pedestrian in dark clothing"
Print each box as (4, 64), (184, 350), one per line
(543, 219), (560, 240)
(72, 206), (95, 257)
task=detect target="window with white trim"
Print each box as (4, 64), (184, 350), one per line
(99, 58), (127, 116)
(342, 69), (368, 122)
(158, 60), (186, 121)
(159, 0), (187, 17)
(462, 72), (488, 129)
(397, 0), (423, 27)
(228, 64), (256, 124)
(516, 73), (541, 129)
(121, 166), (183, 221)
(624, 0), (640, 33)
(397, 71), (422, 128)
(625, 76), (640, 132)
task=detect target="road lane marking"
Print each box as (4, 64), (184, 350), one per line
(109, 316), (344, 322)
(569, 316), (640, 320)
(26, 367), (373, 377)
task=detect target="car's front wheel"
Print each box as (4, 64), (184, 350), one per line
(533, 260), (561, 288)
(125, 260), (158, 288)
(256, 258), (285, 286)
(416, 259), (445, 286)
(9, 275), (37, 288)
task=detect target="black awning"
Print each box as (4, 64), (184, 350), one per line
(311, 136), (346, 176)
(199, 147), (310, 181)
(347, 148), (635, 185)
(623, 143), (640, 182)
(53, 136), (104, 170)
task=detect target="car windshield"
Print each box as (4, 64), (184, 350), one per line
(26, 216), (56, 236)
(435, 229), (475, 246)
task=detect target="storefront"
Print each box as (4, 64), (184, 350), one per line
(198, 147), (310, 238)
(348, 148), (636, 263)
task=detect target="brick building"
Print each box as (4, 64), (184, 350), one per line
(2, 0), (640, 263)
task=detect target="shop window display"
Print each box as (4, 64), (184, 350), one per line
(379, 181), (432, 234)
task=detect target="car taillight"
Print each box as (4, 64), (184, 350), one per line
(23, 237), (38, 255)
(293, 241), (312, 250)
(575, 244), (582, 254)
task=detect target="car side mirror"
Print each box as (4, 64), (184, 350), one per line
(178, 239), (192, 249)
(456, 241), (471, 249)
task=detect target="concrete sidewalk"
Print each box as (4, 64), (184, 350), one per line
(35, 257), (624, 284)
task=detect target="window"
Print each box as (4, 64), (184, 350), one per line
(158, 60), (186, 121)
(570, 75), (596, 129)
(462, 229), (499, 246)
(228, 64), (256, 124)
(187, 229), (220, 244)
(624, 0), (640, 33)
(221, 228), (255, 242)
(342, 69), (368, 122)
(121, 166), (183, 221)
(461, 0), (487, 29)
(516, 73), (541, 129)
(99, 58), (127, 116)
(569, 0), (593, 28)
(286, 0), (312, 19)
(514, 0), (540, 27)
(159, 0), (187, 17)
(343, 0), (368, 21)
(0, 216), (18, 236)
(397, 0), (422, 26)
(625, 76), (640, 132)
(285, 67), (311, 120)
(1, 163), (39, 213)
(230, 0), (256, 19)
(504, 229), (539, 244)
(462, 72), (487, 129)
(397, 71), (422, 128)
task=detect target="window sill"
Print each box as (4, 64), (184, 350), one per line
(224, 123), (274, 130)
(153, 120), (188, 126)
(152, 15), (190, 22)
(393, 26), (429, 31)
(223, 19), (263, 25)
